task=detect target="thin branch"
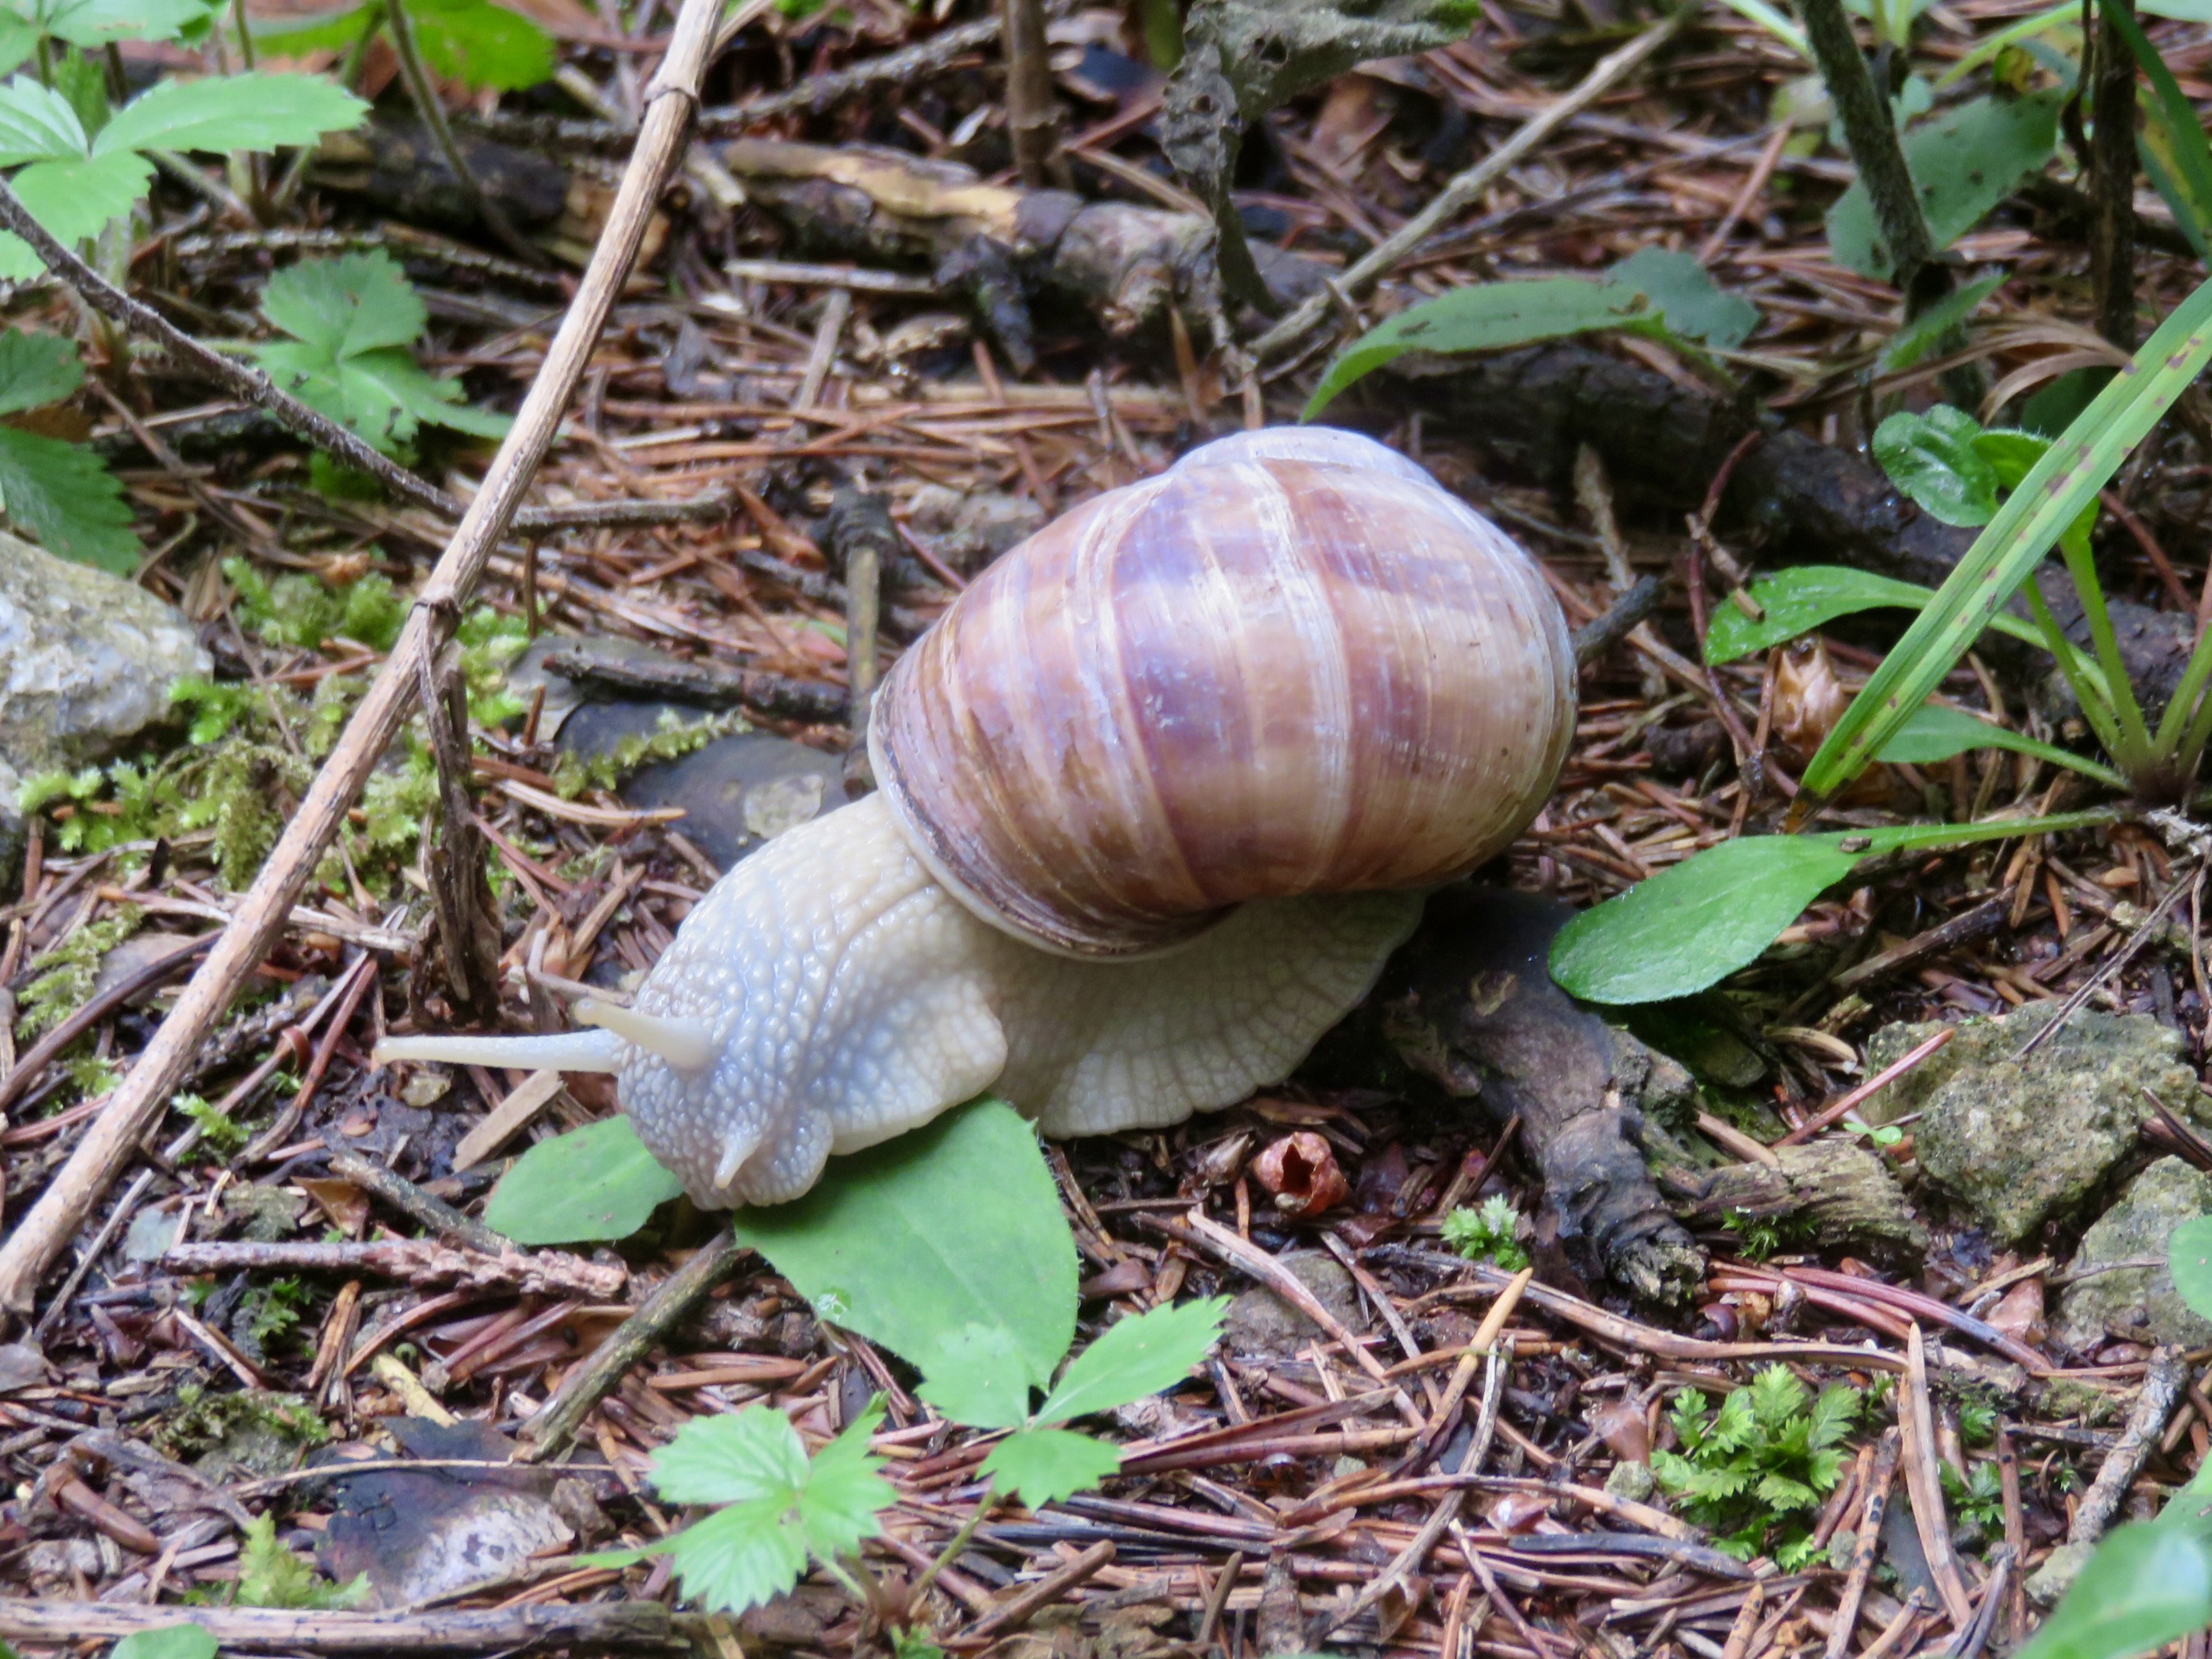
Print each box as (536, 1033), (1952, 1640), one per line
(2090, 0), (2140, 349)
(0, 0), (730, 1321)
(1002, 0), (1069, 188)
(1797, 0), (1941, 306)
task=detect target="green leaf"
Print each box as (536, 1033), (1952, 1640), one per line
(2168, 1215), (2212, 1325)
(42, 0), (212, 44)
(730, 1099), (1078, 1398)
(917, 1323), (1035, 1430)
(2016, 1524), (2212, 1659)
(1303, 278), (1649, 417)
(263, 249), (426, 355)
(10, 149), (150, 245)
(407, 0), (555, 91)
(112, 1627), (218, 1659)
(0, 16), (34, 76)
(1873, 406), (2001, 527)
(481, 1114), (682, 1243)
(1548, 811), (2119, 1004)
(1879, 272), (2008, 372)
(95, 70), (365, 157)
(0, 424), (137, 572)
(0, 324), (80, 413)
(1801, 275), (2212, 801)
(636, 1400), (893, 1616)
(1035, 1298), (1228, 1426)
(2103, 0), (2212, 260)
(1827, 93), (2063, 278)
(980, 1427), (1122, 1506)
(1606, 247), (1760, 350)
(0, 74), (85, 163)
(1701, 565), (2040, 665)
(1875, 702), (2124, 785)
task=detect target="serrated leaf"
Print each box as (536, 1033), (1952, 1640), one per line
(1802, 276), (2212, 801)
(480, 1114), (682, 1243)
(659, 1499), (810, 1615)
(1756, 1472), (1820, 1510)
(343, 347), (509, 443)
(1874, 406), (2002, 527)
(727, 1100), (1079, 1401)
(95, 70), (365, 157)
(2016, 1524), (2212, 1659)
(112, 1625), (218, 1659)
(981, 1427), (1122, 1506)
(0, 74), (84, 163)
(1875, 703), (2122, 785)
(236, 1512), (368, 1609)
(264, 249), (426, 355)
(0, 423), (137, 572)
(650, 1403), (812, 1507)
(1806, 1384), (1862, 1449)
(42, 0), (211, 44)
(798, 1400), (895, 1564)
(1035, 1298), (1228, 1426)
(10, 149), (150, 245)
(0, 325), (80, 414)
(918, 1324), (1035, 1430)
(1827, 93), (2062, 278)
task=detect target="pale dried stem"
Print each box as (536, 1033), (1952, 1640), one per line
(0, 0), (727, 1319)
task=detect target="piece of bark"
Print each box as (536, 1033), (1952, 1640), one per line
(1371, 885), (1705, 1303)
(1666, 1137), (1929, 1262)
(163, 1239), (626, 1299)
(1364, 345), (2194, 719)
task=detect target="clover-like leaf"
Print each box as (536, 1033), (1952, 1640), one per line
(1035, 1298), (1228, 1427)
(980, 1427), (1123, 1507)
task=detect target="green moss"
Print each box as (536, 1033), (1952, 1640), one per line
(224, 555), (406, 652)
(156, 1386), (328, 1478)
(15, 903), (144, 1039)
(551, 707), (751, 798)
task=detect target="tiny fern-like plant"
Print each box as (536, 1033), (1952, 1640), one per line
(1649, 1366), (1861, 1566)
(1441, 1195), (1530, 1271)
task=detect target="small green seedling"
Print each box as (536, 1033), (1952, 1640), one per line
(233, 1512), (367, 1609)
(1650, 1365), (1861, 1566)
(109, 1626), (217, 1659)
(1441, 1195), (1529, 1271)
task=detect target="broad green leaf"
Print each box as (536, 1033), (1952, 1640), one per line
(250, 2), (374, 53)
(1700, 565), (2044, 665)
(95, 70), (365, 157)
(409, 0), (555, 91)
(728, 1099), (1079, 1399)
(652, 1500), (807, 1615)
(346, 347), (512, 441)
(11, 150), (150, 246)
(1879, 273), (2008, 373)
(480, 1114), (682, 1243)
(1827, 93), (2063, 278)
(2168, 1214), (2212, 1325)
(1303, 278), (1650, 417)
(0, 74), (85, 163)
(0, 325), (80, 414)
(1606, 247), (1760, 351)
(1875, 703), (2124, 785)
(0, 425), (137, 572)
(2158, 1459), (2212, 1536)
(1035, 1298), (1228, 1426)
(264, 250), (426, 356)
(1873, 407), (2001, 527)
(0, 231), (34, 280)
(2104, 0), (2212, 260)
(2015, 1525), (2212, 1659)
(649, 1400), (812, 1507)
(42, 0), (210, 44)
(980, 1428), (1122, 1506)
(1548, 812), (2118, 1004)
(917, 1323), (1035, 1430)
(0, 16), (33, 76)
(112, 1629), (218, 1659)
(1801, 276), (2212, 801)
(798, 1399), (896, 1564)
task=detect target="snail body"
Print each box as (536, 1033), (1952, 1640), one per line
(377, 428), (1576, 1207)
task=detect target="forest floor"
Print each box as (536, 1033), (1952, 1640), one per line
(3, 0), (2212, 1655)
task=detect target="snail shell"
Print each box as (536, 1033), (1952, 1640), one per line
(870, 426), (1576, 955)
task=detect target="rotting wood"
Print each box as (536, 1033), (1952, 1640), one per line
(0, 0), (729, 1320)
(162, 1237), (626, 1298)
(0, 1601), (678, 1652)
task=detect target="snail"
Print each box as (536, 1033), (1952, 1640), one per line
(374, 427), (1576, 1208)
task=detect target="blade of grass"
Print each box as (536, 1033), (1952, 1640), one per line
(1795, 273), (2212, 813)
(1936, 0), (2076, 89)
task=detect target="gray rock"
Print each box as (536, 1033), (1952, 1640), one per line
(1222, 1251), (1365, 1358)
(2026, 1539), (2096, 1607)
(1861, 1005), (2210, 1244)
(2054, 1157), (2212, 1353)
(0, 531), (207, 866)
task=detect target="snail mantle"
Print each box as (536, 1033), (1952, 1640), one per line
(376, 427), (1577, 1208)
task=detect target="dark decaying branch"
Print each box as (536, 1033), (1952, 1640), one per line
(2089, 0), (2141, 350)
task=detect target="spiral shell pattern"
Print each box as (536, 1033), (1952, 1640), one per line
(870, 426), (1576, 956)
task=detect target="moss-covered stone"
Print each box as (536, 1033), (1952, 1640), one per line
(1861, 1005), (2210, 1244)
(2054, 1157), (2212, 1353)
(156, 1386), (328, 1479)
